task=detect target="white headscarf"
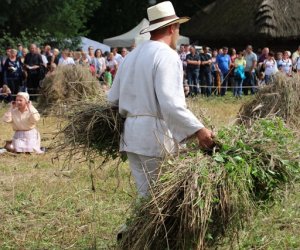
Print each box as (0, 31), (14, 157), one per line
(16, 92), (30, 102)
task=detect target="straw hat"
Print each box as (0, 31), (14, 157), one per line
(140, 1), (190, 34)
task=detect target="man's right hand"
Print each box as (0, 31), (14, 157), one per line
(196, 127), (215, 150)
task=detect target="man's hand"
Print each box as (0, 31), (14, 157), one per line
(196, 127), (215, 150)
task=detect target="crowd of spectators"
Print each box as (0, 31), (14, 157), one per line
(0, 43), (129, 101)
(1, 42), (300, 103)
(178, 44), (300, 98)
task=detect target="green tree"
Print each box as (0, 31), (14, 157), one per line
(0, 0), (101, 50)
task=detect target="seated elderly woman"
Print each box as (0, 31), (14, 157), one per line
(2, 92), (43, 153)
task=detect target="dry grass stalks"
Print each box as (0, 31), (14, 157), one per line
(54, 100), (124, 164)
(38, 65), (102, 114)
(238, 73), (300, 127)
(119, 118), (300, 250)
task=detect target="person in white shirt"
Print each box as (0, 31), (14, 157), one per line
(277, 51), (292, 76)
(106, 52), (118, 77)
(37, 48), (48, 67)
(118, 48), (128, 65)
(108, 1), (214, 198)
(112, 47), (123, 65)
(94, 49), (106, 77)
(292, 45), (300, 65)
(292, 46), (300, 73)
(263, 51), (278, 84)
(58, 49), (75, 66)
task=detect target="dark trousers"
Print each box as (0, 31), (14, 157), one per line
(0, 94), (12, 103)
(27, 71), (41, 95)
(187, 69), (200, 95)
(243, 72), (256, 95)
(200, 70), (212, 96)
(6, 78), (22, 95)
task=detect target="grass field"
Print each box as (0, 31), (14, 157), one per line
(0, 96), (299, 249)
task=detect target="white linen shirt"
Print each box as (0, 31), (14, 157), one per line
(108, 40), (204, 157)
(58, 57), (75, 66)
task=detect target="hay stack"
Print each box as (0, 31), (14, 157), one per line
(238, 73), (300, 127)
(38, 65), (102, 112)
(55, 100), (124, 162)
(119, 118), (299, 250)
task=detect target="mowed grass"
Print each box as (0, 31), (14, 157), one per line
(0, 96), (299, 249)
(0, 104), (134, 249)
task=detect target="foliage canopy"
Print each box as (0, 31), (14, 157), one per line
(0, 0), (100, 50)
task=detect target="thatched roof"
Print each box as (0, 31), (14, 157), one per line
(183, 0), (300, 47)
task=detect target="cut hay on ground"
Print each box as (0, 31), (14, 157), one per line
(238, 73), (300, 127)
(55, 101), (124, 163)
(119, 118), (300, 250)
(38, 65), (103, 113)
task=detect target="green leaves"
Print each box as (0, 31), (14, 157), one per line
(213, 118), (299, 201)
(213, 154), (225, 163)
(0, 0), (101, 51)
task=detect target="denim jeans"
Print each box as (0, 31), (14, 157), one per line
(233, 78), (243, 97)
(243, 71), (256, 95)
(265, 75), (274, 84)
(187, 69), (200, 95)
(220, 71), (229, 96)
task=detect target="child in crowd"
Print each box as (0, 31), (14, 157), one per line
(104, 66), (112, 87)
(183, 80), (189, 97)
(233, 51), (246, 98)
(0, 84), (12, 103)
(257, 72), (266, 86)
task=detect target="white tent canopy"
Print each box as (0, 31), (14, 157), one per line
(103, 19), (190, 48)
(103, 19), (150, 48)
(80, 37), (110, 53)
(177, 35), (189, 46)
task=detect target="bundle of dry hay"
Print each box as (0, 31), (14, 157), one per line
(119, 118), (299, 249)
(54, 98), (209, 163)
(55, 100), (124, 162)
(38, 65), (102, 113)
(238, 73), (300, 127)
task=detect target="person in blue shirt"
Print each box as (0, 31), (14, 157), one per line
(216, 47), (231, 96)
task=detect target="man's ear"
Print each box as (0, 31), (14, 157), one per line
(170, 23), (179, 34)
(168, 25), (174, 34)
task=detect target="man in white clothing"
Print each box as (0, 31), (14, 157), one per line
(108, 1), (214, 198)
(58, 49), (75, 66)
(112, 47), (123, 65)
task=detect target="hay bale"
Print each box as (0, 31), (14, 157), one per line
(238, 73), (300, 127)
(38, 65), (103, 113)
(119, 118), (300, 250)
(55, 100), (124, 162)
